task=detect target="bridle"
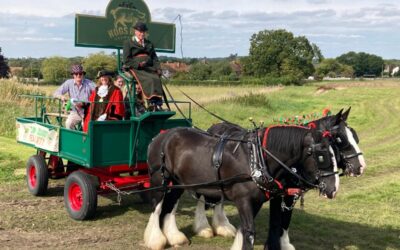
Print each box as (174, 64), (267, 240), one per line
(325, 124), (363, 174)
(258, 127), (338, 192)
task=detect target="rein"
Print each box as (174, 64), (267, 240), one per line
(260, 147), (319, 189)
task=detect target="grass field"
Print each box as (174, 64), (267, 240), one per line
(0, 79), (399, 250)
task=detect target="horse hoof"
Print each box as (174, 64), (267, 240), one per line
(214, 225), (236, 238)
(167, 232), (190, 247)
(145, 237), (167, 250)
(196, 227), (214, 238)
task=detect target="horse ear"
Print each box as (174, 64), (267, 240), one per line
(342, 107), (351, 121)
(334, 109), (343, 125)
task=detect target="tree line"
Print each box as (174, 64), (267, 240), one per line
(0, 29), (392, 84)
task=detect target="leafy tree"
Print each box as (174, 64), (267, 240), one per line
(341, 65), (355, 78)
(243, 29), (316, 82)
(9, 57), (43, 79)
(314, 58), (355, 79)
(210, 60), (233, 80)
(312, 43), (324, 64)
(188, 62), (212, 80)
(41, 56), (70, 83)
(337, 51), (384, 77)
(82, 52), (117, 80)
(0, 47), (10, 78)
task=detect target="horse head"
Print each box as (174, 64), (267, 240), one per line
(311, 107), (366, 176)
(263, 126), (339, 199)
(305, 130), (339, 199)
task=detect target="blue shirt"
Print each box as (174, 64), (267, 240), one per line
(53, 78), (96, 114)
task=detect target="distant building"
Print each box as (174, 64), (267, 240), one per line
(161, 62), (189, 78)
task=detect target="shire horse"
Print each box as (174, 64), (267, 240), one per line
(194, 107), (365, 250)
(144, 125), (339, 250)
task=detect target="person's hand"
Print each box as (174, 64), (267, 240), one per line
(97, 114), (107, 121)
(69, 98), (82, 108)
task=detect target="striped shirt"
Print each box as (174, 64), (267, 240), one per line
(53, 78), (96, 115)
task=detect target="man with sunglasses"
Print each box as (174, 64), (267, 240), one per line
(53, 64), (95, 129)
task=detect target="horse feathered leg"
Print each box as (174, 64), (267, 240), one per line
(144, 199), (167, 250)
(266, 197), (282, 250)
(266, 196), (296, 250)
(212, 203), (236, 237)
(231, 198), (262, 250)
(193, 195), (214, 238)
(280, 229), (295, 250)
(231, 227), (244, 250)
(162, 199), (190, 247)
(280, 196), (295, 250)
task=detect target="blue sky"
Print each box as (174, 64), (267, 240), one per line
(1, 0), (400, 59)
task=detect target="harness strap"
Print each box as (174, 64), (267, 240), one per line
(212, 134), (230, 200)
(342, 151), (363, 160)
(212, 134), (229, 169)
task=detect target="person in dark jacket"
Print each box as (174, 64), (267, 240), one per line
(123, 21), (164, 111)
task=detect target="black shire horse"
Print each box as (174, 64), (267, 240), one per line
(306, 107), (366, 176)
(198, 107), (365, 250)
(143, 125), (338, 250)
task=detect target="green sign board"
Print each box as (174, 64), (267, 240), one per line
(75, 0), (175, 53)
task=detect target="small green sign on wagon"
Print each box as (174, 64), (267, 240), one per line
(75, 0), (176, 53)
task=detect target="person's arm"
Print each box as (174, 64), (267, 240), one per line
(107, 89), (125, 120)
(123, 40), (141, 70)
(53, 80), (70, 101)
(148, 43), (161, 71)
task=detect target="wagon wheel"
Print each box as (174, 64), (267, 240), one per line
(26, 155), (49, 196)
(64, 171), (97, 220)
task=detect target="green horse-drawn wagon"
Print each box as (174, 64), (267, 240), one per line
(16, 0), (191, 220)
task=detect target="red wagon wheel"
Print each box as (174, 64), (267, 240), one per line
(64, 171), (97, 220)
(26, 155), (48, 196)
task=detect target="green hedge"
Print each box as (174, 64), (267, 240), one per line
(167, 76), (302, 86)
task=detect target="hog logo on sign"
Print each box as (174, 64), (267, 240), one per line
(110, 7), (146, 29)
(107, 6), (147, 40)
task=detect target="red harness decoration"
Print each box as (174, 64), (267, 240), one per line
(308, 122), (317, 129)
(322, 130), (332, 138)
(261, 125), (309, 200)
(286, 188), (302, 196)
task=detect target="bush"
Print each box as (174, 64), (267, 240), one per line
(167, 75), (300, 86)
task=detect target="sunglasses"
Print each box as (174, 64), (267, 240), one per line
(73, 73), (84, 76)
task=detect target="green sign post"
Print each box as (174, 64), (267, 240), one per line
(75, 0), (175, 53)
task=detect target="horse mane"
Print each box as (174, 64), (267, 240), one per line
(264, 125), (310, 156)
(309, 115), (335, 128)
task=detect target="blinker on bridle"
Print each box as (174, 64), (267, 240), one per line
(324, 125), (363, 160)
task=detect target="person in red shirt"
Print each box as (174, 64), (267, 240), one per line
(83, 70), (125, 132)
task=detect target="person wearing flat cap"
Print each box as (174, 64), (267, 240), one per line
(53, 64), (95, 129)
(82, 70), (125, 132)
(123, 21), (164, 112)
